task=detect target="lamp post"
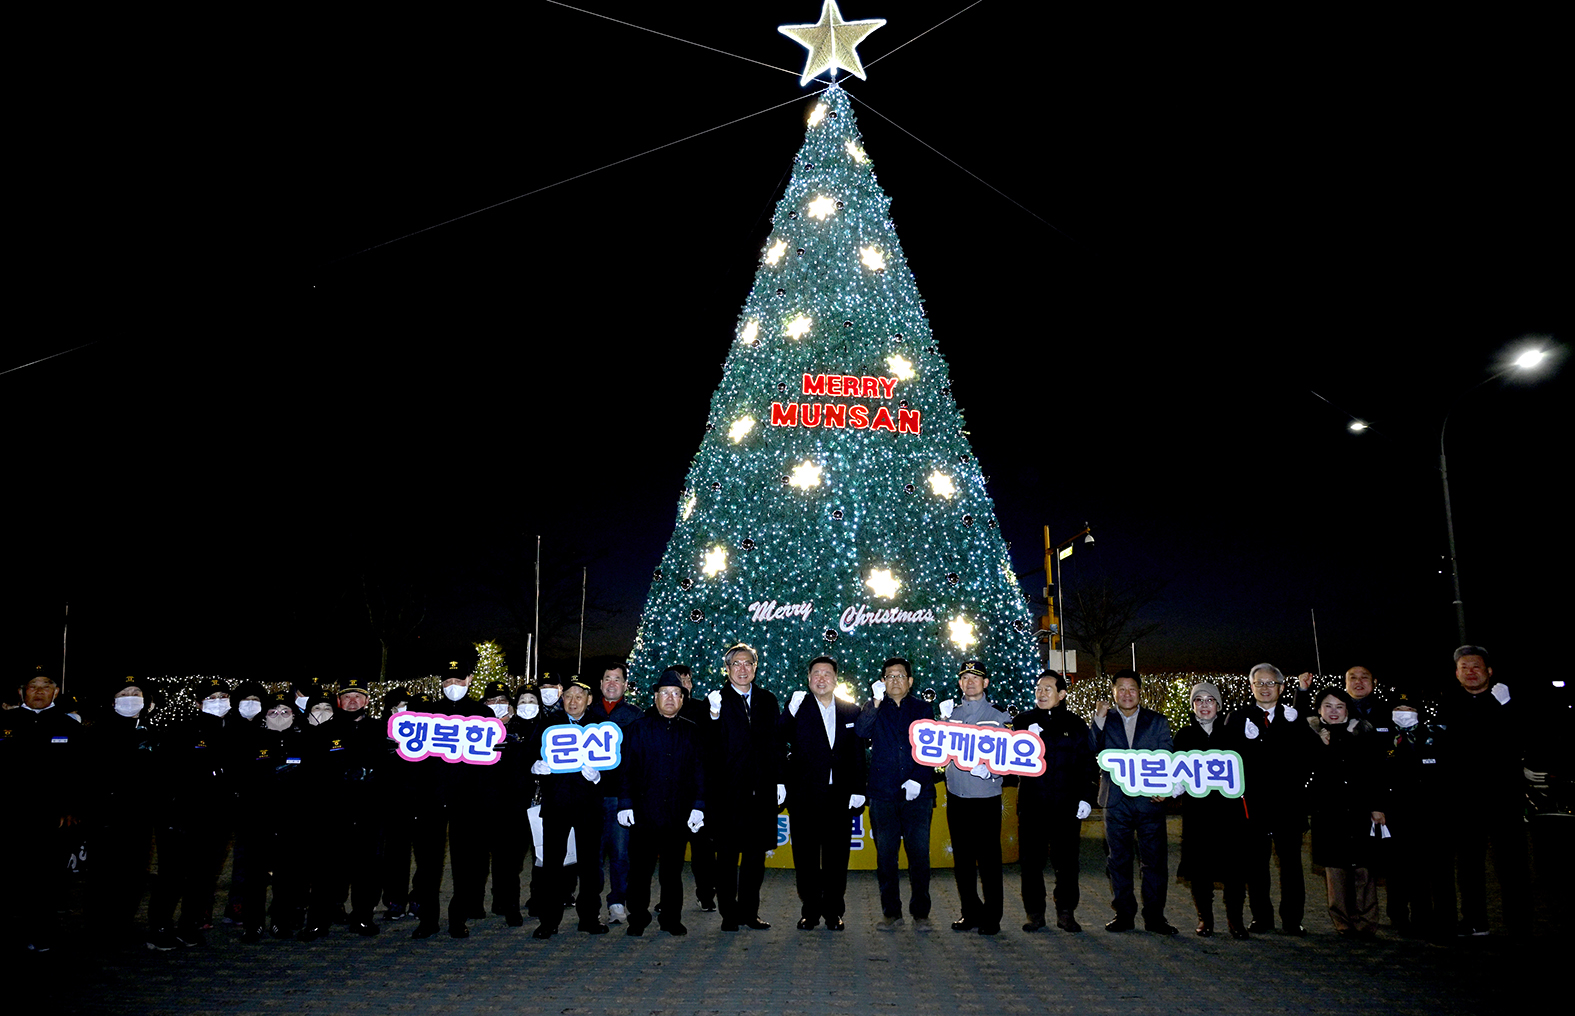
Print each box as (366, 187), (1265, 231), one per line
(1042, 524), (1094, 674)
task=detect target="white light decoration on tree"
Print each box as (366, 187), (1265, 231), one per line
(778, 0), (887, 86)
(729, 416), (756, 443)
(886, 353), (914, 379)
(808, 103), (828, 127)
(785, 314), (813, 339)
(865, 567), (901, 599)
(765, 239), (789, 265)
(740, 319), (759, 345)
(681, 490), (697, 520)
(860, 245), (886, 271)
(702, 545), (728, 577)
(948, 616), (978, 651)
(807, 195), (838, 220)
(788, 460), (824, 489)
(845, 140), (868, 164)
(927, 470), (956, 498)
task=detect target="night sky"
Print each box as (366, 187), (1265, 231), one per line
(7, 3), (1567, 704)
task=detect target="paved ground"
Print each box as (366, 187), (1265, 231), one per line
(27, 816), (1570, 1015)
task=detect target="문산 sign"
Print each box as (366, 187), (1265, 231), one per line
(540, 722), (624, 773)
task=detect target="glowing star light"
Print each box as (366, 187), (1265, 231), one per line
(845, 140), (868, 164)
(786, 315), (813, 339)
(927, 470), (956, 498)
(788, 460), (823, 489)
(765, 239), (788, 265)
(860, 246), (886, 271)
(807, 195), (838, 220)
(865, 567), (901, 599)
(729, 416), (756, 443)
(680, 490), (697, 521)
(948, 616), (978, 651)
(778, 1), (886, 86)
(886, 353), (914, 379)
(740, 319), (759, 345)
(808, 103), (828, 127)
(702, 545), (728, 577)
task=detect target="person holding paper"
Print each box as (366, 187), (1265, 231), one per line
(1013, 670), (1095, 934)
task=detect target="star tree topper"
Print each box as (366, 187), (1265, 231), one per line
(778, 1), (885, 86)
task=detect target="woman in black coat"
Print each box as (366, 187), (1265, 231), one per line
(1174, 681), (1248, 938)
(1306, 687), (1386, 936)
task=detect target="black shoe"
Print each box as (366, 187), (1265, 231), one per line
(352, 919), (380, 937)
(384, 903), (407, 922)
(1146, 920), (1179, 936)
(951, 917), (979, 932)
(449, 923), (469, 939)
(1228, 920), (1250, 940)
(1196, 919), (1214, 937)
(329, 906), (349, 926)
(532, 925), (555, 939)
(698, 898), (717, 912)
(1023, 914), (1046, 933)
(826, 917), (844, 931)
(1056, 912), (1082, 933)
(797, 917), (819, 930)
(175, 927), (205, 948)
(504, 911), (524, 928)
(1105, 916), (1135, 933)
(745, 917), (771, 930)
(412, 921), (440, 940)
(662, 921), (688, 936)
(240, 926), (262, 943)
(1249, 919), (1271, 934)
(268, 924), (296, 940)
(977, 924), (1000, 935)
(297, 925), (327, 943)
(579, 921), (610, 935)
(1284, 924), (1307, 937)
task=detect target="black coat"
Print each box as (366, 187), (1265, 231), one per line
(1173, 720), (1246, 881)
(704, 684), (784, 851)
(618, 708), (706, 827)
(1012, 705), (1095, 815)
(1220, 702), (1317, 828)
(1306, 717), (1384, 868)
(780, 695), (867, 805)
(855, 693), (934, 803)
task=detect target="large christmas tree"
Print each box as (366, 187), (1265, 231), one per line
(632, 69), (1039, 705)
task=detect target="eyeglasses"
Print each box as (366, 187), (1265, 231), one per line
(1251, 680), (1281, 689)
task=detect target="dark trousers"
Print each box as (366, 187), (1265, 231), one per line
(540, 803), (604, 931)
(88, 812), (154, 930)
(791, 791), (854, 921)
(446, 807), (487, 927)
(1104, 797), (1167, 922)
(1019, 806), (1080, 918)
(1246, 817), (1305, 929)
(1385, 809), (1454, 936)
(409, 802), (449, 920)
(148, 811), (230, 932)
(600, 797), (631, 906)
(1455, 811), (1531, 931)
(947, 795), (1003, 926)
(870, 796), (932, 918)
(713, 821), (768, 922)
(381, 806), (416, 908)
(308, 807), (383, 925)
(490, 809), (533, 917)
(686, 822), (716, 905)
(627, 820), (689, 930)
(239, 818), (308, 932)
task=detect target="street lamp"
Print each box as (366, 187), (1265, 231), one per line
(1042, 524), (1093, 674)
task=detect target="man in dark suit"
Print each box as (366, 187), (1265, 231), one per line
(1088, 668), (1177, 934)
(781, 657), (867, 930)
(1221, 662), (1316, 936)
(704, 643), (784, 931)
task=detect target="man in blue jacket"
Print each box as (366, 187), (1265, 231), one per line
(855, 657), (935, 931)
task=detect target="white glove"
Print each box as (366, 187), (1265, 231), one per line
(971, 763), (993, 780)
(582, 766), (601, 784)
(939, 699), (955, 720)
(789, 690), (807, 716)
(617, 809), (635, 827)
(776, 784), (787, 806)
(1171, 782), (1187, 798)
(901, 779), (921, 802)
(1282, 707), (1298, 722)
(848, 794), (866, 811)
(1243, 718), (1260, 740)
(1491, 683), (1511, 704)
(1028, 723), (1043, 735)
(872, 680), (886, 703)
(531, 760), (551, 775)
(1075, 801), (1091, 820)
(707, 689), (723, 718)
(687, 809), (705, 833)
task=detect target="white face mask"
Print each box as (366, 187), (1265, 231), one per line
(443, 684), (468, 702)
(519, 703), (540, 720)
(309, 708), (332, 726)
(114, 697), (144, 718)
(202, 699), (231, 718)
(540, 688), (560, 706)
(1393, 709), (1419, 729)
(238, 701), (263, 720)
(265, 712), (294, 731)
(489, 703), (510, 718)
(295, 695), (310, 712)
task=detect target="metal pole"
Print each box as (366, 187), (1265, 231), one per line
(578, 567), (587, 676)
(1311, 608), (1323, 675)
(60, 601), (69, 696)
(534, 535), (542, 682)
(1130, 642), (1136, 671)
(1439, 429), (1467, 643)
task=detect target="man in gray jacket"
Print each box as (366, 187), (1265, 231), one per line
(942, 661), (1011, 935)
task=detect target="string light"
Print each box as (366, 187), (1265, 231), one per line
(729, 416), (756, 443)
(808, 103), (828, 127)
(948, 616), (978, 651)
(785, 314), (813, 339)
(765, 239), (788, 265)
(740, 319), (759, 345)
(886, 353), (914, 379)
(865, 567), (901, 599)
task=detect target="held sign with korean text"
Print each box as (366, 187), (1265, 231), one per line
(907, 719), (1047, 776)
(389, 712), (507, 765)
(1096, 749), (1245, 798)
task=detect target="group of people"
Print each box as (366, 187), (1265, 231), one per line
(0, 642), (1529, 955)
(1096, 646), (1529, 942)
